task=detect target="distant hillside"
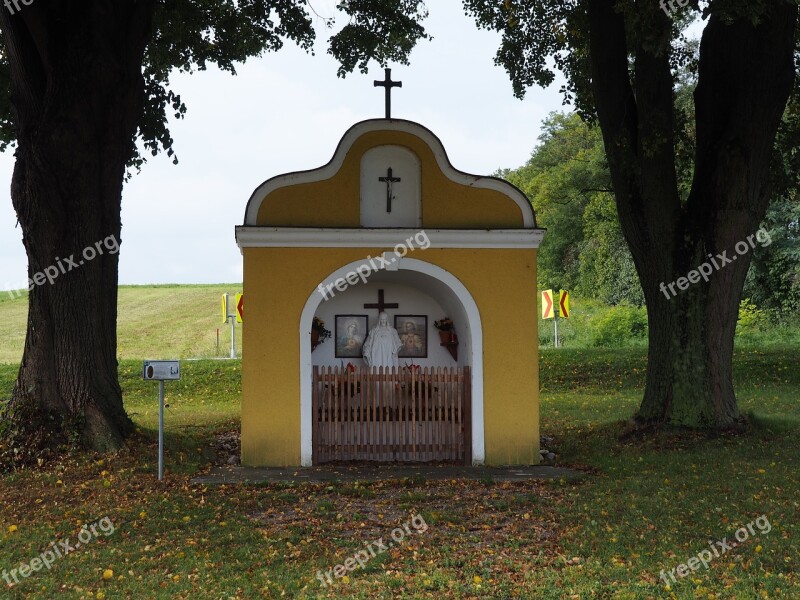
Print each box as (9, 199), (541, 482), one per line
(0, 284), (243, 364)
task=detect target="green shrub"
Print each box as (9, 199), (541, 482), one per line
(736, 298), (767, 335)
(591, 304), (648, 347)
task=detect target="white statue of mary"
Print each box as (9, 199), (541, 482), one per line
(362, 312), (403, 370)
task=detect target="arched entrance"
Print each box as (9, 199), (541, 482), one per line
(299, 257), (484, 466)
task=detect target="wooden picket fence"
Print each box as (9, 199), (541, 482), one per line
(311, 366), (471, 464)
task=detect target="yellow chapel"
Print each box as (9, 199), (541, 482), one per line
(235, 113), (544, 467)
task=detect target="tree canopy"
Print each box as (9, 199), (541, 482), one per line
(501, 112), (644, 306)
(0, 0), (432, 167)
(505, 106), (800, 312)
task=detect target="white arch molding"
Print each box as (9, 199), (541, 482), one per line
(299, 257), (484, 466)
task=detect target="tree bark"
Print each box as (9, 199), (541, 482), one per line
(587, 0), (797, 428)
(0, 1), (155, 456)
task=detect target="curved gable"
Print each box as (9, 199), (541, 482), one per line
(243, 119), (537, 229)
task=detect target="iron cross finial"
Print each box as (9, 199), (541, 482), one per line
(374, 68), (402, 119)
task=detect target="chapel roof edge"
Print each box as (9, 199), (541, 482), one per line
(241, 119), (537, 228)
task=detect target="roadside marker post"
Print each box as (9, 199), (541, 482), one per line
(221, 293), (242, 358)
(542, 289), (570, 348)
(559, 289), (570, 319)
(542, 290), (558, 347)
(230, 315), (236, 359)
(143, 360), (181, 480)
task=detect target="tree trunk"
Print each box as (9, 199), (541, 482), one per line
(587, 0), (797, 428)
(636, 252), (742, 427)
(0, 1), (155, 457)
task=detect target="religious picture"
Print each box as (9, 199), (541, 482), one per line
(395, 315), (427, 358)
(335, 315), (368, 358)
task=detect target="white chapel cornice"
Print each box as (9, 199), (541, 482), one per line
(235, 227), (545, 250)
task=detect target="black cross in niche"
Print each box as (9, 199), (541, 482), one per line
(363, 289), (399, 314)
(378, 167), (401, 213)
(374, 68), (402, 118)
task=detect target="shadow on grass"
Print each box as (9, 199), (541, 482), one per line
(551, 410), (800, 471)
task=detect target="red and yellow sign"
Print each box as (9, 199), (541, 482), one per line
(559, 289), (570, 318)
(542, 290), (554, 320)
(222, 293), (244, 323)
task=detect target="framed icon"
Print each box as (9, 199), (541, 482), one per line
(395, 315), (427, 358)
(335, 314), (368, 358)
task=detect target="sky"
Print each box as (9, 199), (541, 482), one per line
(0, 2), (568, 291)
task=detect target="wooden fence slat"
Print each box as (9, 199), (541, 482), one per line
(423, 367), (428, 458)
(348, 368), (355, 459)
(407, 367), (413, 462)
(334, 367), (339, 461)
(382, 367), (388, 462)
(326, 366), (331, 462)
(312, 366), (318, 463)
(325, 366), (330, 462)
(456, 367), (462, 461)
(441, 367), (447, 459)
(393, 368), (398, 461)
(319, 367), (324, 462)
(455, 367), (460, 461)
(331, 367), (337, 460)
(464, 367), (472, 465)
(438, 367), (443, 461)
(410, 367), (415, 458)
(364, 368), (370, 459)
(400, 367), (406, 462)
(450, 367), (456, 461)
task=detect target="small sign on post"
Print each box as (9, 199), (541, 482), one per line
(559, 289), (570, 319)
(143, 360), (181, 480)
(221, 293), (242, 358)
(143, 360), (180, 381)
(541, 290), (554, 320)
(221, 294), (229, 325)
(541, 289), (570, 348)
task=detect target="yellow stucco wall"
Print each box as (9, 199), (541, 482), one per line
(240, 247), (540, 467)
(255, 130), (525, 229)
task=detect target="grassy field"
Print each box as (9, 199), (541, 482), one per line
(0, 285), (243, 364)
(2, 287), (794, 363)
(0, 347), (798, 598)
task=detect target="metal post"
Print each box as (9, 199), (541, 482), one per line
(230, 316), (236, 359)
(554, 313), (559, 348)
(158, 380), (165, 480)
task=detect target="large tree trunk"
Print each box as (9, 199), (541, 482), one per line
(0, 1), (155, 457)
(587, 0), (797, 428)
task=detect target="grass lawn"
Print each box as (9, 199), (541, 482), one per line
(0, 349), (798, 598)
(0, 285), (243, 364)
